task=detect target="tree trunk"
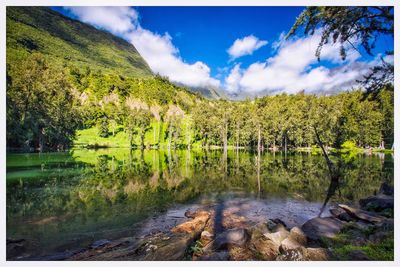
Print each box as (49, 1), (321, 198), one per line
(38, 127), (44, 152)
(168, 124), (172, 150)
(153, 124), (157, 145)
(141, 131), (145, 150)
(223, 123), (228, 154)
(284, 133), (287, 154)
(187, 129), (191, 150)
(129, 131), (133, 148)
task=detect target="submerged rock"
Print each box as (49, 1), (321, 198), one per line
(301, 217), (345, 241)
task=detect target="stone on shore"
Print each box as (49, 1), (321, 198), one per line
(301, 217), (345, 241)
(203, 228), (249, 252)
(279, 226), (307, 252)
(338, 204), (385, 224)
(359, 195), (394, 212)
(276, 247), (330, 261)
(330, 207), (353, 222)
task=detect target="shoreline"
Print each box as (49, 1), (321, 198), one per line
(7, 183), (394, 261)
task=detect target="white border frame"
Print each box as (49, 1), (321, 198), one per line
(0, 1), (398, 267)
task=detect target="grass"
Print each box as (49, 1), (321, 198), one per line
(320, 223), (394, 261)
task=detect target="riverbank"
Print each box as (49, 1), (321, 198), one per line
(7, 183), (393, 261)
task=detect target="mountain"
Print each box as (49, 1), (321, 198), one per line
(6, 7), (152, 78)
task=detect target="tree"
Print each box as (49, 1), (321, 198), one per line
(288, 6), (394, 94)
(124, 108), (152, 149)
(97, 117), (109, 138)
(6, 53), (81, 151)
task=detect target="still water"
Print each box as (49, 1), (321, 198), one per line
(6, 149), (393, 258)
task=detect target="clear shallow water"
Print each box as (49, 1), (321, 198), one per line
(6, 149), (393, 258)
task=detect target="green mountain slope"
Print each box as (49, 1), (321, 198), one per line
(6, 6), (152, 77)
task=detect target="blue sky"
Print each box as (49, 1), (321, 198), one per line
(52, 6), (393, 96)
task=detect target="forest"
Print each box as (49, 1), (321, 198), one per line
(6, 6), (394, 153)
(6, 52), (394, 152)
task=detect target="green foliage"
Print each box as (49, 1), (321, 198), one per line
(7, 53), (81, 151)
(287, 6), (393, 94)
(341, 141), (357, 151)
(7, 7), (152, 78)
(97, 117), (109, 138)
(6, 7), (394, 153)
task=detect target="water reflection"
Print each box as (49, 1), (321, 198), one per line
(6, 149), (393, 256)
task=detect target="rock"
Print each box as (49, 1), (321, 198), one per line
(276, 247), (306, 261)
(264, 226), (289, 245)
(376, 218), (394, 231)
(172, 211), (210, 234)
(204, 228), (249, 251)
(199, 231), (214, 246)
(6, 239), (27, 259)
(305, 247), (330, 260)
(280, 227), (307, 252)
(250, 234), (279, 260)
(142, 233), (194, 260)
(228, 246), (255, 261)
(338, 204), (386, 223)
(359, 195), (393, 212)
(276, 247), (330, 261)
(350, 236), (368, 246)
(132, 210), (210, 260)
(329, 207), (353, 222)
(301, 217), (345, 241)
(368, 231), (392, 244)
(347, 250), (370, 260)
(249, 222), (288, 260)
(379, 182), (394, 196)
(270, 218), (287, 228)
(198, 251), (229, 261)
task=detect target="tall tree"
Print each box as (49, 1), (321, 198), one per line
(287, 6), (394, 94)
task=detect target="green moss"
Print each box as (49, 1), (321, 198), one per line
(333, 237), (394, 261)
(325, 225), (394, 261)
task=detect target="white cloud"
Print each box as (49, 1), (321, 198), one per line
(225, 64), (242, 92)
(227, 35), (268, 59)
(224, 31), (367, 95)
(127, 28), (220, 88)
(64, 7), (138, 35)
(64, 7), (219, 88)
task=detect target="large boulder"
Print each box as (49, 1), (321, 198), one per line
(280, 227), (307, 252)
(359, 195), (393, 212)
(301, 217), (345, 241)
